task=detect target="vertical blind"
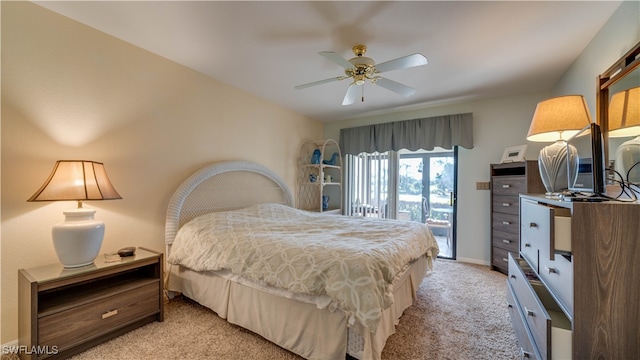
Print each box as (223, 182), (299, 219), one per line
(344, 151), (397, 219)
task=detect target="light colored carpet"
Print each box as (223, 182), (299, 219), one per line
(4, 260), (520, 359)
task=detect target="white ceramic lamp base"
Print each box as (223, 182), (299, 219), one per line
(615, 136), (640, 184)
(52, 208), (105, 268)
(538, 140), (578, 194)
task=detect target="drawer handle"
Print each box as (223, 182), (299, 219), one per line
(502, 184), (510, 188)
(529, 222), (538, 228)
(102, 309), (119, 319)
(502, 221), (511, 225)
(502, 239), (511, 244)
(502, 203), (510, 207)
(525, 308), (535, 317)
(507, 302), (513, 309)
(524, 243), (531, 248)
(546, 266), (557, 274)
(502, 257), (508, 262)
(510, 274), (516, 279)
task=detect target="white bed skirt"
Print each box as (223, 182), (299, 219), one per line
(166, 255), (429, 360)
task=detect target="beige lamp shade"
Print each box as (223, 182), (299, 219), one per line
(27, 160), (121, 268)
(527, 95), (593, 142)
(608, 86), (640, 138)
(28, 160), (122, 204)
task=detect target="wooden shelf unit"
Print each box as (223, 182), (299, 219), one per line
(297, 139), (343, 213)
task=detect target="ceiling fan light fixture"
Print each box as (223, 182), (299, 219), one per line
(354, 75), (366, 86)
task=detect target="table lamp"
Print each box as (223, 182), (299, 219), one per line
(527, 95), (592, 194)
(28, 160), (122, 268)
(608, 86), (640, 183)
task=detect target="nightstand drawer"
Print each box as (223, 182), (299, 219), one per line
(39, 282), (160, 350)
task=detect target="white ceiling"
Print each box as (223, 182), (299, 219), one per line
(35, 1), (622, 122)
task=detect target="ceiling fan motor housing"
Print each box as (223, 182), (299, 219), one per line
(346, 57), (375, 85)
(345, 44), (376, 85)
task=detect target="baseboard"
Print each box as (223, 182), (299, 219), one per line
(455, 257), (490, 266)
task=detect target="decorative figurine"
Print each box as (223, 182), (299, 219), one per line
(309, 174), (317, 182)
(322, 195), (330, 211)
(322, 152), (339, 165)
(311, 149), (321, 164)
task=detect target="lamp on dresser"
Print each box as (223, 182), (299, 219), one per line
(608, 86), (640, 184)
(27, 160), (122, 268)
(526, 95), (592, 194)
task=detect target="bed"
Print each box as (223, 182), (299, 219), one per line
(165, 161), (439, 360)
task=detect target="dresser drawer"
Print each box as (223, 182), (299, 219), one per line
(492, 229), (519, 253)
(492, 175), (527, 195)
(539, 253), (574, 318)
(493, 212), (519, 235)
(493, 195), (520, 215)
(39, 282), (160, 350)
(520, 200), (553, 272)
(508, 254), (572, 359)
(507, 281), (540, 359)
(492, 247), (513, 271)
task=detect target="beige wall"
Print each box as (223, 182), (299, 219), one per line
(324, 0), (639, 266)
(1, 2), (322, 343)
(551, 0), (640, 112)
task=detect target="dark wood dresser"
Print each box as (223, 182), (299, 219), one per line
(490, 161), (544, 274)
(507, 195), (640, 359)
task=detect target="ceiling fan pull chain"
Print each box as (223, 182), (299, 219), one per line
(362, 85), (365, 103)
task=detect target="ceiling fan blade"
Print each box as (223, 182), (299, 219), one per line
(319, 51), (356, 70)
(342, 84), (360, 106)
(375, 77), (416, 97)
(374, 53), (428, 73)
(294, 77), (342, 90)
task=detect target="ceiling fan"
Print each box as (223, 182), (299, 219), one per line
(295, 45), (428, 106)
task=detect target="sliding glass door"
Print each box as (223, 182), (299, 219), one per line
(398, 149), (456, 259)
(344, 148), (457, 259)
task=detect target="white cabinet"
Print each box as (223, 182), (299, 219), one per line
(297, 139), (342, 213)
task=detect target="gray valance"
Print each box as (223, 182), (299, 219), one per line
(339, 113), (473, 155)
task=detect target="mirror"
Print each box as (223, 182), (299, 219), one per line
(597, 41), (640, 185)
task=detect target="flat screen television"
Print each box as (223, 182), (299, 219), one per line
(566, 123), (606, 198)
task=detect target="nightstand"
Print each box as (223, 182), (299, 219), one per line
(18, 247), (164, 360)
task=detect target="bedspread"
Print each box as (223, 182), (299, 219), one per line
(168, 203), (439, 333)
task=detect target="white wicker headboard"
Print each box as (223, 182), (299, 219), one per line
(165, 161), (294, 248)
